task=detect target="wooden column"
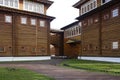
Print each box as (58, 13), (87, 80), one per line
(99, 12), (102, 56)
(47, 20), (50, 56)
(12, 13), (17, 57)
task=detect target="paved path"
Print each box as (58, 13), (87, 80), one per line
(0, 59), (120, 80)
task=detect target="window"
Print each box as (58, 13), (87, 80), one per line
(87, 5), (89, 11)
(4, 0), (9, 6)
(29, 2), (32, 11)
(24, 0), (44, 14)
(31, 19), (36, 25)
(90, 3), (93, 9)
(5, 15), (12, 23)
(94, 1), (96, 8)
(76, 27), (78, 34)
(21, 17), (27, 24)
(89, 4), (91, 10)
(85, 6), (87, 12)
(0, 47), (4, 52)
(112, 42), (119, 49)
(112, 8), (119, 17)
(10, 0), (13, 7)
(1, 0), (19, 8)
(82, 8), (84, 14)
(0, 0), (3, 5)
(73, 28), (76, 35)
(24, 1), (28, 10)
(40, 21), (45, 27)
(14, 0), (18, 8)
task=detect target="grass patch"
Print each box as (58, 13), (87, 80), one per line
(0, 67), (54, 80)
(61, 59), (120, 75)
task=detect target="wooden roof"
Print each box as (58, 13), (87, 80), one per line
(76, 0), (119, 20)
(0, 6), (55, 21)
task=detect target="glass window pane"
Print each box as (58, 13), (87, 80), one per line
(21, 17), (27, 24)
(112, 9), (119, 17)
(10, 0), (13, 7)
(25, 1), (28, 10)
(5, 15), (12, 23)
(112, 42), (118, 49)
(4, 0), (9, 6)
(0, 0), (3, 5)
(39, 4), (44, 14)
(14, 0), (18, 8)
(29, 2), (32, 11)
(31, 19), (36, 25)
(40, 21), (45, 27)
(0, 47), (4, 52)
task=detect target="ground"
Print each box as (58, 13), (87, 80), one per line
(0, 59), (120, 80)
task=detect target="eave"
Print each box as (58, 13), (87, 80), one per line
(51, 29), (64, 33)
(61, 21), (79, 30)
(66, 39), (81, 44)
(33, 0), (54, 8)
(76, 0), (119, 21)
(0, 6), (55, 21)
(73, 0), (90, 9)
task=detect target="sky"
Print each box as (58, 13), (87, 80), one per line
(47, 0), (80, 29)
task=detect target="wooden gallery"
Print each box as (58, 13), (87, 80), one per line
(0, 0), (54, 61)
(61, 0), (120, 58)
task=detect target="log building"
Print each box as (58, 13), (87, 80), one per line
(73, 0), (120, 57)
(61, 21), (81, 58)
(0, 0), (54, 60)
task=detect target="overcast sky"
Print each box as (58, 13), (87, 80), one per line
(47, 0), (80, 29)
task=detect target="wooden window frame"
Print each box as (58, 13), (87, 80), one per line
(5, 15), (12, 23)
(0, 47), (5, 52)
(31, 18), (36, 26)
(21, 17), (27, 25)
(40, 20), (45, 27)
(111, 8), (119, 18)
(0, 0), (3, 5)
(112, 42), (119, 50)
